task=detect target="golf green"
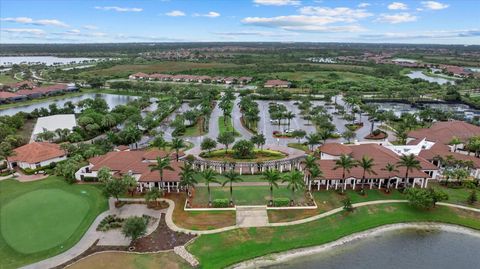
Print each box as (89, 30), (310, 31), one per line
(1, 189), (90, 254)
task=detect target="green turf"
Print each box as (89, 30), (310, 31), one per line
(188, 203), (480, 269)
(218, 116), (240, 136)
(0, 176), (108, 269)
(1, 189), (89, 254)
(192, 186), (305, 206)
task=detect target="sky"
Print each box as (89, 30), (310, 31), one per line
(0, 0), (479, 44)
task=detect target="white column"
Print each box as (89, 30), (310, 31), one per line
(424, 178), (429, 188)
(378, 179), (382, 189)
(326, 180), (330, 190)
(395, 178), (399, 189)
(239, 167), (242, 175)
(353, 180), (356, 190)
(176, 182), (180, 192)
(335, 180), (338, 190)
(370, 179), (373, 189)
(344, 179), (347, 190)
(167, 182), (170, 193)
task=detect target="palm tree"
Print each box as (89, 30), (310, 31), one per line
(222, 170), (243, 205)
(396, 154), (421, 188)
(150, 157), (174, 191)
(333, 154), (357, 192)
(318, 129), (331, 145)
(284, 111), (295, 131)
(171, 137), (184, 161)
(303, 155), (318, 172)
(357, 155), (377, 189)
(382, 163), (399, 189)
(179, 163), (197, 197)
(305, 133), (321, 151)
(282, 170), (305, 205)
(262, 169), (281, 205)
(202, 169), (220, 206)
(308, 165), (323, 191)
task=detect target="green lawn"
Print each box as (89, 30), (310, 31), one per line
(429, 183), (480, 208)
(0, 176), (108, 269)
(189, 203), (480, 269)
(218, 116), (239, 136)
(184, 121), (205, 137)
(0, 74), (17, 84)
(287, 142), (308, 152)
(192, 186), (305, 206)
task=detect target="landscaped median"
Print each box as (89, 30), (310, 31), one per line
(187, 203), (480, 269)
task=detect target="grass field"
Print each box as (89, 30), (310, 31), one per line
(0, 176), (108, 269)
(218, 116), (240, 136)
(429, 183), (480, 209)
(67, 251), (191, 269)
(191, 186), (305, 206)
(287, 142), (308, 152)
(0, 74), (18, 84)
(189, 203), (480, 269)
(267, 71), (379, 83)
(82, 62), (238, 77)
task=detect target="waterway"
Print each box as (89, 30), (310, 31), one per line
(405, 70), (455, 85)
(0, 56), (100, 66)
(264, 229), (480, 269)
(0, 93), (138, 116)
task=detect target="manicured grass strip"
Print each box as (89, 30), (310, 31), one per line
(192, 186), (305, 206)
(429, 183), (480, 209)
(189, 204), (480, 269)
(287, 143), (308, 152)
(0, 176), (108, 269)
(67, 250), (191, 269)
(218, 116), (239, 136)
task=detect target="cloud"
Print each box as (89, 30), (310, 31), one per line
(360, 29), (480, 40)
(1, 28), (46, 35)
(83, 25), (98, 30)
(194, 11), (221, 18)
(94, 6), (143, 12)
(299, 6), (373, 21)
(388, 2), (408, 10)
(0, 17), (69, 27)
(358, 3), (370, 8)
(214, 30), (297, 38)
(376, 13), (417, 23)
(166, 10), (186, 17)
(253, 0), (301, 6)
(421, 1), (449, 10)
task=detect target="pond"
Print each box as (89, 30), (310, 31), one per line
(264, 229), (480, 269)
(0, 93), (138, 116)
(0, 56), (100, 66)
(405, 70), (455, 85)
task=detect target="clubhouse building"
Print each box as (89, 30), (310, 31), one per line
(75, 148), (185, 192)
(7, 142), (67, 170)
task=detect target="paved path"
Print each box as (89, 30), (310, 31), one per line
(236, 206), (269, 227)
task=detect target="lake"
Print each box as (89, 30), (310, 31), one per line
(0, 56), (99, 66)
(264, 229), (480, 269)
(0, 93), (138, 116)
(406, 70), (455, 85)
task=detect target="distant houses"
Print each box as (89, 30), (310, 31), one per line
(128, 72), (253, 85)
(0, 82), (79, 104)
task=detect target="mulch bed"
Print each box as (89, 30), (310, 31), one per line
(54, 213), (196, 268)
(364, 132), (388, 140)
(132, 213), (196, 252)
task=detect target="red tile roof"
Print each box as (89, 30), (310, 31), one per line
(7, 142), (65, 164)
(0, 91), (22, 99)
(419, 143), (480, 168)
(408, 121), (480, 144)
(319, 143), (352, 156)
(264, 79), (291, 86)
(315, 143), (435, 180)
(88, 150), (182, 182)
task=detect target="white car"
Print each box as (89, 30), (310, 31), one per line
(284, 129), (296, 133)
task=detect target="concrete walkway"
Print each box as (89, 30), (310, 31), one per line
(236, 206), (269, 227)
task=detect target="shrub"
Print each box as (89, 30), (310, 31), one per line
(212, 198), (230, 208)
(343, 197), (354, 212)
(273, 198), (290, 207)
(232, 140), (255, 159)
(467, 190), (477, 205)
(97, 215), (125, 231)
(372, 129), (382, 136)
(122, 216), (147, 241)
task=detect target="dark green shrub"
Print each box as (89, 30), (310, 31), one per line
(212, 198), (230, 208)
(273, 198), (290, 207)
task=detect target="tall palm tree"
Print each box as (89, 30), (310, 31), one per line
(303, 155), (318, 172)
(222, 170), (244, 205)
(305, 133), (321, 151)
(171, 137), (184, 161)
(202, 169), (220, 206)
(262, 169), (281, 205)
(357, 155), (377, 189)
(308, 165), (323, 191)
(284, 111), (295, 131)
(396, 154), (421, 188)
(282, 170), (305, 205)
(150, 157), (174, 191)
(382, 163), (399, 189)
(179, 163), (197, 196)
(333, 154), (357, 192)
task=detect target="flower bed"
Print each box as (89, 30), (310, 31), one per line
(365, 129), (388, 140)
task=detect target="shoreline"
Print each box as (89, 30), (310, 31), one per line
(229, 222), (480, 269)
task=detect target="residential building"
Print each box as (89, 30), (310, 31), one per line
(7, 142), (67, 170)
(264, 79), (291, 88)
